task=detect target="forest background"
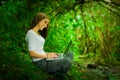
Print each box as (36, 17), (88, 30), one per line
(0, 0), (120, 80)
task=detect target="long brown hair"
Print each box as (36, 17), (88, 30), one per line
(29, 12), (49, 39)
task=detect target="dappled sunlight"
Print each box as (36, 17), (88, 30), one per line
(0, 0), (120, 80)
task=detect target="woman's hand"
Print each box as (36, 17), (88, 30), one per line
(47, 52), (58, 58)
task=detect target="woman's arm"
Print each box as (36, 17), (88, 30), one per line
(46, 52), (58, 58)
(29, 51), (47, 58)
(29, 51), (58, 59)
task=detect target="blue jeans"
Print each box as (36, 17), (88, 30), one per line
(33, 52), (73, 74)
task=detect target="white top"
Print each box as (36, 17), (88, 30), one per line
(25, 30), (46, 62)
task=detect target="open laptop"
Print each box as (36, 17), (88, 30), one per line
(46, 40), (73, 60)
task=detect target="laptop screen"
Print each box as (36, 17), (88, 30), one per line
(64, 40), (73, 54)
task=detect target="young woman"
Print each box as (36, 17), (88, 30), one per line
(25, 12), (73, 74)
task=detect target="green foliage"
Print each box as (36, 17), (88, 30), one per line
(0, 0), (120, 79)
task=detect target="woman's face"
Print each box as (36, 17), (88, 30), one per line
(38, 18), (49, 30)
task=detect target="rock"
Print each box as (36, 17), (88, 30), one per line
(87, 64), (97, 69)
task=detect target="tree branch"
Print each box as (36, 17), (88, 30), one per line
(51, 0), (120, 18)
(98, 1), (120, 17)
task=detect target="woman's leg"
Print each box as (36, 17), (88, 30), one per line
(33, 59), (47, 72)
(33, 52), (74, 74)
(47, 58), (72, 74)
(33, 58), (72, 74)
